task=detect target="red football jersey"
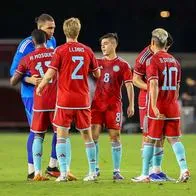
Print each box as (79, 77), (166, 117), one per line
(146, 51), (181, 119)
(16, 47), (57, 111)
(134, 45), (153, 108)
(49, 42), (99, 109)
(92, 57), (132, 111)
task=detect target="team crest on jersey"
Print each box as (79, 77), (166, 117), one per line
(113, 65), (120, 72)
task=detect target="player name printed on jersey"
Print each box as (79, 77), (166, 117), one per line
(69, 47), (85, 52)
(159, 57), (176, 63)
(30, 52), (53, 60)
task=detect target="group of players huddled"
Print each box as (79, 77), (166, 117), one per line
(10, 13), (190, 183)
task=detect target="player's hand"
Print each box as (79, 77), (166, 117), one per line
(26, 75), (42, 86)
(127, 104), (134, 118)
(36, 85), (43, 96)
(152, 106), (165, 119)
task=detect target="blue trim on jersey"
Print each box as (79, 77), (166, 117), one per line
(10, 36), (56, 98)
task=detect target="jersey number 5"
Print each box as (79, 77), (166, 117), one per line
(162, 67), (178, 90)
(71, 56), (84, 80)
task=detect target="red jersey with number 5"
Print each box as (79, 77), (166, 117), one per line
(92, 57), (132, 111)
(146, 51), (181, 119)
(49, 42), (99, 109)
(16, 47), (57, 111)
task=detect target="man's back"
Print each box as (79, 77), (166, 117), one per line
(147, 50), (181, 119)
(134, 46), (153, 107)
(10, 36), (56, 98)
(17, 47), (56, 111)
(49, 42), (98, 108)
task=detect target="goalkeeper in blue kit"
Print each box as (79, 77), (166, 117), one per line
(10, 14), (62, 180)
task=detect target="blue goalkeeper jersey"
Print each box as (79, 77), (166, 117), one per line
(10, 36), (56, 98)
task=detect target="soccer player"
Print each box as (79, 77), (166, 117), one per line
(9, 13), (61, 179)
(36, 17), (101, 182)
(10, 29), (77, 181)
(131, 28), (190, 183)
(133, 32), (174, 181)
(91, 33), (134, 180)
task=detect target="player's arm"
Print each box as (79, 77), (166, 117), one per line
(92, 68), (101, 78)
(149, 79), (165, 119)
(10, 72), (23, 86)
(125, 82), (135, 117)
(133, 73), (147, 90)
(10, 40), (33, 77)
(24, 75), (42, 86)
(36, 68), (56, 96)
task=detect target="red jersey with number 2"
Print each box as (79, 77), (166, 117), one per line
(146, 51), (181, 119)
(49, 42), (99, 109)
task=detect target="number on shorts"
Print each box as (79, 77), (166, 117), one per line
(116, 112), (121, 123)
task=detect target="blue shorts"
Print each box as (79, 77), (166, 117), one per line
(22, 97), (34, 126)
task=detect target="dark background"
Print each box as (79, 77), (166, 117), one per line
(0, 0), (195, 131)
(1, 0), (196, 52)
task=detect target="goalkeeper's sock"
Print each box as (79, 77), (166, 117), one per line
(27, 131), (34, 174)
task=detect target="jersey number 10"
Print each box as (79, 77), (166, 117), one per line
(162, 67), (178, 90)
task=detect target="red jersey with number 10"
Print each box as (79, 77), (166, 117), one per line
(146, 51), (181, 119)
(16, 47), (57, 111)
(49, 42), (99, 109)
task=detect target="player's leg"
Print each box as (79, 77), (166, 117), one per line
(91, 124), (102, 176)
(166, 120), (190, 182)
(31, 111), (49, 181)
(53, 108), (73, 182)
(45, 111), (60, 177)
(131, 118), (163, 182)
(22, 97), (34, 179)
(76, 109), (96, 181)
(106, 104), (124, 180)
(91, 108), (104, 176)
(48, 111), (76, 181)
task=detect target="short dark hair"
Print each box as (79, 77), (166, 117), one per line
(166, 32), (174, 48)
(35, 13), (54, 25)
(31, 29), (46, 44)
(99, 33), (119, 44)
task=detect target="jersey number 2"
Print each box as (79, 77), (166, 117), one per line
(71, 56), (84, 80)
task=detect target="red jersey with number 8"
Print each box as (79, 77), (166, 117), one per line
(92, 57), (132, 111)
(146, 51), (181, 119)
(49, 42), (99, 109)
(16, 47), (56, 111)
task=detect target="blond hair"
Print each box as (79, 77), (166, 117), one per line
(152, 28), (168, 48)
(63, 17), (81, 39)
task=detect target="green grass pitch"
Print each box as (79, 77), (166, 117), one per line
(0, 132), (195, 196)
